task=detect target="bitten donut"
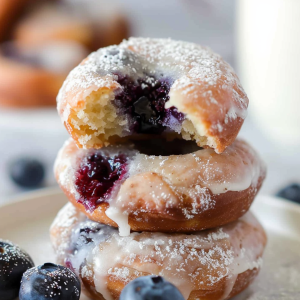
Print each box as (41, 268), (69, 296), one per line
(0, 41), (87, 108)
(54, 138), (266, 236)
(57, 37), (248, 153)
(50, 203), (267, 300)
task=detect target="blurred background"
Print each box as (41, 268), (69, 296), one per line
(0, 0), (299, 203)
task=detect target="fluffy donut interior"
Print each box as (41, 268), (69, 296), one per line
(70, 89), (126, 148)
(70, 76), (208, 148)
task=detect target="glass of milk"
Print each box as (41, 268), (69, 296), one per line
(236, 0), (300, 146)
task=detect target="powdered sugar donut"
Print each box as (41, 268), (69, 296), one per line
(57, 37), (248, 154)
(50, 203), (267, 300)
(54, 138), (266, 236)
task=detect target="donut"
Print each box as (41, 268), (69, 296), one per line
(50, 203), (267, 300)
(13, 1), (130, 52)
(0, 0), (30, 42)
(54, 138), (266, 236)
(57, 37), (248, 153)
(13, 3), (93, 49)
(0, 41), (87, 108)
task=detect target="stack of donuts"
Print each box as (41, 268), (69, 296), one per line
(50, 37), (267, 300)
(0, 0), (129, 108)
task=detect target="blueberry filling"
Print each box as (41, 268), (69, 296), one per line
(114, 74), (184, 134)
(133, 139), (201, 156)
(71, 223), (104, 252)
(75, 153), (127, 211)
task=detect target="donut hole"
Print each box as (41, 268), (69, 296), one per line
(75, 152), (127, 211)
(132, 139), (201, 156)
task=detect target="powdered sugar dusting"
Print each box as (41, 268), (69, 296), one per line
(51, 207), (266, 300)
(57, 37), (248, 152)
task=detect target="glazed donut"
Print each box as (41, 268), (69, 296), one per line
(54, 138), (266, 236)
(0, 41), (87, 108)
(57, 37), (248, 153)
(50, 203), (267, 300)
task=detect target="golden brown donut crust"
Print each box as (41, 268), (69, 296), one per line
(50, 204), (267, 300)
(55, 138), (266, 234)
(57, 38), (248, 153)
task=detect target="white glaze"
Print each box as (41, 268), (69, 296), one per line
(51, 204), (266, 300)
(55, 138), (265, 236)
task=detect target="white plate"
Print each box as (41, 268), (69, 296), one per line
(0, 188), (300, 300)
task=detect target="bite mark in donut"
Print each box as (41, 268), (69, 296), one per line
(114, 72), (184, 135)
(57, 38), (249, 153)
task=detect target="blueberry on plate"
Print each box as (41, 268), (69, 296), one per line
(19, 263), (81, 300)
(120, 276), (184, 300)
(276, 183), (300, 204)
(0, 239), (34, 300)
(9, 158), (45, 188)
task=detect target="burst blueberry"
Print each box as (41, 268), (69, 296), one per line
(120, 276), (185, 300)
(0, 240), (34, 300)
(19, 263), (81, 300)
(75, 153), (127, 211)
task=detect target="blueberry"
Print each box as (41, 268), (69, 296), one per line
(75, 153), (127, 211)
(19, 263), (81, 300)
(277, 183), (300, 204)
(120, 276), (184, 300)
(0, 240), (34, 300)
(114, 73), (184, 135)
(9, 158), (45, 188)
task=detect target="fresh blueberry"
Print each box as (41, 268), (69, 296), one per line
(19, 263), (81, 300)
(9, 158), (45, 188)
(0, 240), (34, 300)
(120, 276), (184, 300)
(277, 183), (300, 204)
